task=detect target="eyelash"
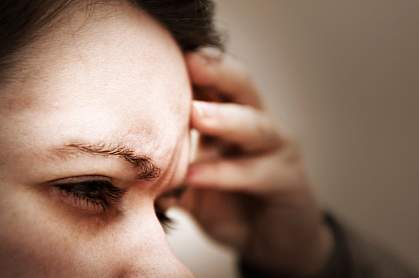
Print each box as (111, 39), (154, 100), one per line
(51, 178), (175, 231)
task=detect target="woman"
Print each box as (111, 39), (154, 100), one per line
(0, 0), (417, 277)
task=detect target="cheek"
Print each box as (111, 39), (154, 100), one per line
(0, 187), (176, 277)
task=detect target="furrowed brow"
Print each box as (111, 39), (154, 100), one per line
(54, 142), (161, 180)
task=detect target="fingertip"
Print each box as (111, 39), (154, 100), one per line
(190, 101), (202, 128)
(185, 51), (215, 72)
(191, 101), (220, 134)
(185, 52), (207, 66)
(192, 101), (210, 118)
(186, 47), (222, 64)
(185, 51), (218, 86)
(199, 47), (223, 61)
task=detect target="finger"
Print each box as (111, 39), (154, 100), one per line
(185, 49), (263, 108)
(185, 154), (303, 194)
(176, 187), (196, 212)
(191, 100), (281, 152)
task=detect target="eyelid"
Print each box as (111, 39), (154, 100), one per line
(47, 176), (177, 232)
(48, 176), (125, 215)
(47, 175), (112, 185)
(50, 184), (106, 214)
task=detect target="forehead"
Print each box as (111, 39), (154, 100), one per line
(0, 2), (191, 163)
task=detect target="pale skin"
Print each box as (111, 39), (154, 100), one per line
(0, 2), (193, 277)
(0, 1), (332, 278)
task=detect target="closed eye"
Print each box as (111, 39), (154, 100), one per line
(49, 176), (125, 214)
(48, 175), (179, 232)
(154, 186), (187, 232)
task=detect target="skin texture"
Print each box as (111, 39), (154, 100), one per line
(0, 1), (332, 277)
(0, 2), (193, 277)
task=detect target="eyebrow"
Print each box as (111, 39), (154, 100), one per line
(52, 142), (161, 180)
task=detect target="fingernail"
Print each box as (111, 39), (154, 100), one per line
(194, 47), (223, 65)
(193, 101), (213, 118)
(200, 47), (223, 61)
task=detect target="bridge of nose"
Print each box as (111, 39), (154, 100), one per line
(101, 203), (194, 278)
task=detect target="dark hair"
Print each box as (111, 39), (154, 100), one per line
(0, 0), (222, 80)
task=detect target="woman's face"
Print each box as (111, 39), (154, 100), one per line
(0, 2), (193, 277)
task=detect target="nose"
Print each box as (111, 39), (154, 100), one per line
(117, 255), (194, 278)
(109, 200), (194, 278)
(115, 230), (194, 278)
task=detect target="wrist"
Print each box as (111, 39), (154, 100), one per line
(297, 224), (335, 275)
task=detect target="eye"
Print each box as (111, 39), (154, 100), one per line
(154, 204), (176, 233)
(49, 176), (125, 214)
(49, 176), (180, 231)
(154, 186), (186, 233)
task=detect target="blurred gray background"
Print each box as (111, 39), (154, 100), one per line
(168, 1), (419, 277)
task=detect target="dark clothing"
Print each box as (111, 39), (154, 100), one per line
(239, 214), (419, 278)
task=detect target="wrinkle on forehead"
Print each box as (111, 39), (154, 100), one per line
(0, 0), (192, 176)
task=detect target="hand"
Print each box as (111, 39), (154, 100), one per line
(180, 49), (334, 275)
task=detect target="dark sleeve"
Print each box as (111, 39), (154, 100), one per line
(238, 213), (419, 278)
